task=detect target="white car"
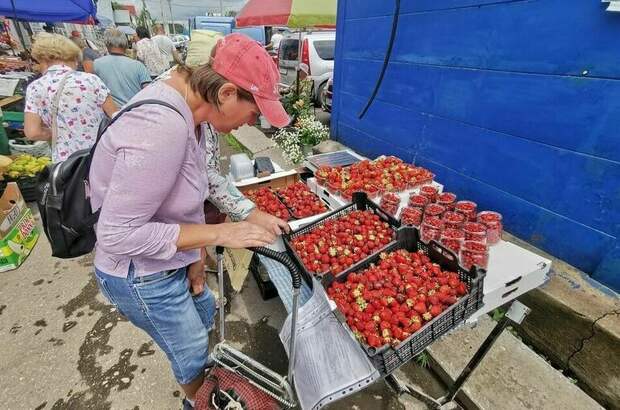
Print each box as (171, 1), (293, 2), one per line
(278, 31), (335, 106)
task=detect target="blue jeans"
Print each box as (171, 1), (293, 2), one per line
(94, 265), (217, 385)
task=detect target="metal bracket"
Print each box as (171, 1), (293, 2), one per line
(505, 300), (531, 324)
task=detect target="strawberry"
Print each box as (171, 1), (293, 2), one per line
(409, 321), (422, 332)
(429, 305), (443, 317)
(363, 321), (376, 333)
(392, 327), (404, 340)
(428, 295), (440, 306)
(413, 302), (427, 315)
(366, 334), (382, 348)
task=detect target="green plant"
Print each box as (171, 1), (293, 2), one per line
(491, 308), (506, 322)
(415, 351), (430, 368)
(281, 78), (313, 119)
(222, 133), (252, 158)
(273, 115), (330, 165)
(135, 0), (155, 29)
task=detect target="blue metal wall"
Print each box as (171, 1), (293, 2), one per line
(331, 0), (620, 291)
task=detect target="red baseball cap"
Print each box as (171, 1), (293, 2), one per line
(212, 33), (290, 128)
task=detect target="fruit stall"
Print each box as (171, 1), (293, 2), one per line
(0, 153), (50, 201)
(234, 151), (551, 408)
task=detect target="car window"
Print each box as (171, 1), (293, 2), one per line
(279, 39), (299, 61)
(313, 40), (335, 60)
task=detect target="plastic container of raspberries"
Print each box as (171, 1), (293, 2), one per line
(478, 211), (503, 245)
(455, 200), (477, 222)
(436, 192), (457, 210)
(419, 185), (438, 202)
(440, 228), (466, 254)
(462, 222), (487, 243)
(460, 240), (489, 270)
(442, 211), (466, 229)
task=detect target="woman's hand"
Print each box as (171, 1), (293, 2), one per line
(177, 221), (278, 251)
(187, 254), (206, 296)
(245, 209), (290, 236)
(215, 221), (278, 248)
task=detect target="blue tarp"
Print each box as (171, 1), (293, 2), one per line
(0, 0), (97, 23)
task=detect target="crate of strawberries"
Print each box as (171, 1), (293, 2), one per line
(277, 181), (328, 219)
(315, 157), (435, 201)
(247, 183), (329, 222)
(283, 192), (401, 282)
(323, 227), (485, 375)
(245, 187), (291, 221)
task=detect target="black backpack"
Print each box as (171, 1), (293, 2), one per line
(37, 99), (182, 258)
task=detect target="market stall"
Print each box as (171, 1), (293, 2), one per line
(0, 0), (100, 192)
(228, 150), (550, 409)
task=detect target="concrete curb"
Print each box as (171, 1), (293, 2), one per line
(426, 316), (604, 410)
(231, 125), (275, 156)
(503, 234), (620, 409)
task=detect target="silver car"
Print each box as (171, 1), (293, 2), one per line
(278, 31), (335, 107)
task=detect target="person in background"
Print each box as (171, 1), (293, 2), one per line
(94, 28), (151, 107)
(152, 24), (183, 67)
(24, 33), (117, 162)
(70, 35), (98, 73)
(270, 27), (285, 51)
(134, 26), (168, 79)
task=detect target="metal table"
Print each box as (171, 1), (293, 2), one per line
(256, 237), (550, 409)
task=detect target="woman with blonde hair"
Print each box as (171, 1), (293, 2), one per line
(24, 33), (117, 162)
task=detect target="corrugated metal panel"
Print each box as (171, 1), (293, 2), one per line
(331, 0), (620, 291)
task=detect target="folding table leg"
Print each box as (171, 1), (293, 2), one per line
(387, 301), (531, 408)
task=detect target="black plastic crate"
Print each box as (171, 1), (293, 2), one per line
(249, 255), (279, 300)
(0, 176), (39, 202)
(283, 192), (401, 285)
(322, 227), (485, 376)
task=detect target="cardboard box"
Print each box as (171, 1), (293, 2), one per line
(232, 160), (299, 194)
(223, 247), (254, 292)
(0, 182), (39, 271)
(235, 171), (299, 194)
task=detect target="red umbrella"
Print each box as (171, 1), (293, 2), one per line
(236, 0), (336, 28)
(236, 0), (290, 27)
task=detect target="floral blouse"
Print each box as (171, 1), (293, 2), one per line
(135, 38), (169, 77)
(25, 64), (109, 162)
(201, 123), (255, 221)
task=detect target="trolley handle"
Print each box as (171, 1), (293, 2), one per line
(249, 247), (302, 290)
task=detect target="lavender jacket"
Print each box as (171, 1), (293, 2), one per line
(89, 82), (207, 277)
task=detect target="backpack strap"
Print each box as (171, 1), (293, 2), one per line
(51, 72), (73, 152)
(96, 99), (183, 144)
(89, 99), (184, 163)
